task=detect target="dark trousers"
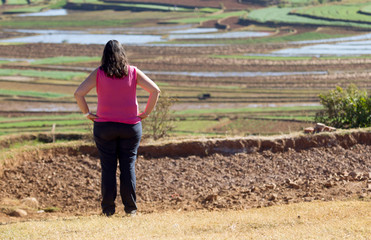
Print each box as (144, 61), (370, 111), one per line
(93, 121), (142, 215)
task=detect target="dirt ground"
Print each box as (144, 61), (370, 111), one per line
(0, 140), (369, 222)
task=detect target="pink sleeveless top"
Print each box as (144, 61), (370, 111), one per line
(95, 65), (141, 124)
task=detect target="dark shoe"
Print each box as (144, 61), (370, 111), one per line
(103, 211), (115, 217)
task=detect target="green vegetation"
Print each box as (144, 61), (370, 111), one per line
(0, 68), (86, 80)
(0, 19), (137, 28)
(175, 106), (322, 115)
(315, 84), (371, 128)
(0, 0), (43, 5)
(142, 93), (176, 140)
(165, 10), (247, 24)
(293, 3), (371, 23)
(360, 4), (371, 14)
(0, 89), (68, 98)
(166, 31), (348, 45)
(246, 7), (371, 29)
(4, 5), (48, 13)
(31, 56), (100, 65)
(0, 105), (319, 136)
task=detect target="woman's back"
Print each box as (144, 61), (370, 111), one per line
(95, 65), (140, 124)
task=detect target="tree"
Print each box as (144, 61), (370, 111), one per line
(142, 92), (177, 140)
(315, 84), (371, 128)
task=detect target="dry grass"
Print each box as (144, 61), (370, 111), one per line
(0, 200), (370, 240)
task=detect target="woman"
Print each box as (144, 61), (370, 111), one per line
(74, 40), (160, 216)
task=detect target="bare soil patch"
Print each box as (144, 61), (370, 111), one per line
(0, 131), (370, 222)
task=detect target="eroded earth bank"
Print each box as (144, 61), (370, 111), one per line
(0, 130), (370, 221)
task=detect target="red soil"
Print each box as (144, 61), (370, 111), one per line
(0, 131), (370, 222)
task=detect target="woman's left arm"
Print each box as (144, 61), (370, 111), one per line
(74, 68), (98, 121)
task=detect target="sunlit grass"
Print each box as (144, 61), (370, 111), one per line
(0, 68), (86, 80)
(174, 106), (323, 115)
(0, 200), (369, 240)
(31, 56), (100, 65)
(0, 89), (69, 98)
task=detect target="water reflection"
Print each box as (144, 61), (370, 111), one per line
(168, 31), (270, 40)
(0, 28), (271, 45)
(17, 9), (68, 17)
(273, 40), (371, 56)
(0, 32), (163, 45)
(292, 32), (371, 44)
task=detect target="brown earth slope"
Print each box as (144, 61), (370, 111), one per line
(0, 130), (370, 221)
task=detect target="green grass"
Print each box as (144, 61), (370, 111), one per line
(0, 0), (43, 5)
(4, 5), (47, 13)
(173, 120), (220, 133)
(165, 10), (247, 24)
(174, 106), (323, 115)
(0, 139), (44, 154)
(0, 68), (86, 80)
(246, 7), (371, 29)
(31, 56), (100, 65)
(0, 119), (87, 129)
(293, 3), (371, 23)
(360, 4), (371, 14)
(156, 30), (349, 45)
(0, 19), (137, 28)
(0, 89), (69, 98)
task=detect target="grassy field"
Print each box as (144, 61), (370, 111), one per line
(31, 56), (100, 65)
(0, 68), (86, 80)
(0, 9), (195, 28)
(0, 105), (318, 136)
(293, 3), (371, 23)
(245, 7), (371, 29)
(0, 0), (43, 5)
(166, 31), (349, 45)
(360, 4), (371, 14)
(0, 200), (369, 239)
(164, 10), (247, 24)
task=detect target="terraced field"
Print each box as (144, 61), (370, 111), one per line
(293, 3), (371, 24)
(244, 6), (371, 29)
(0, 0), (370, 138)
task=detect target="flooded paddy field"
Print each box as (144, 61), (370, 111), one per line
(0, 2), (370, 137)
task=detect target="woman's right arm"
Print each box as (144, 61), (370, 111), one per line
(137, 68), (161, 119)
(74, 68), (98, 121)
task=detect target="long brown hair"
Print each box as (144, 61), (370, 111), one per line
(100, 40), (128, 78)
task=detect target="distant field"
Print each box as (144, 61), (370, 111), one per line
(0, 0), (43, 5)
(0, 9), (196, 28)
(245, 7), (371, 29)
(31, 56), (100, 65)
(360, 4), (371, 14)
(293, 3), (371, 23)
(0, 68), (86, 80)
(165, 31), (349, 45)
(164, 10), (247, 24)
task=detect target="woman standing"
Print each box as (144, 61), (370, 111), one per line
(74, 40), (160, 216)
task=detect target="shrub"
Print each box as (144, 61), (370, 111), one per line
(142, 92), (176, 140)
(315, 84), (371, 128)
